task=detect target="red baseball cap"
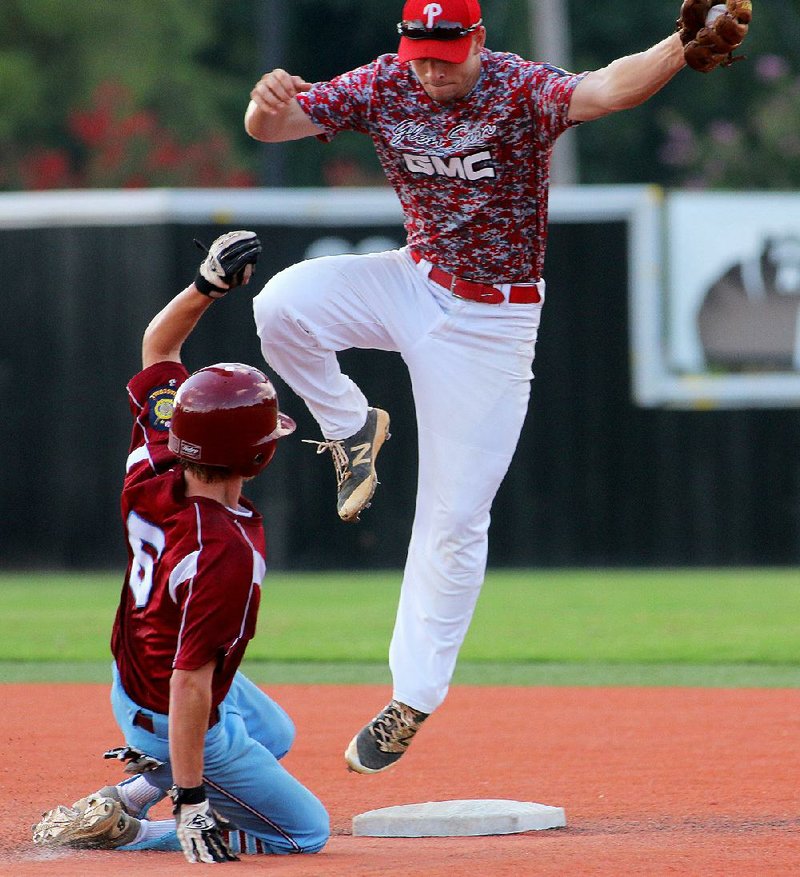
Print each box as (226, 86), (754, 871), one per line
(397, 0), (483, 65)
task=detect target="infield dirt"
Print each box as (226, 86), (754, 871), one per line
(2, 683), (799, 875)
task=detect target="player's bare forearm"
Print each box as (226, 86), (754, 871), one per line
(141, 285), (213, 369)
(245, 68), (322, 142)
(568, 33), (686, 122)
(168, 662), (216, 788)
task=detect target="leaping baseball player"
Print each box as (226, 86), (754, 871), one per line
(245, 0), (751, 774)
(32, 233), (329, 862)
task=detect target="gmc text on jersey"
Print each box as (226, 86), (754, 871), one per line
(402, 150), (496, 181)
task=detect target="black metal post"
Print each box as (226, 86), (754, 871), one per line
(257, 0), (289, 187)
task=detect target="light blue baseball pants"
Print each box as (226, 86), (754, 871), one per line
(110, 663), (329, 855)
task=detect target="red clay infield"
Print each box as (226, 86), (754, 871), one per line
(2, 683), (799, 875)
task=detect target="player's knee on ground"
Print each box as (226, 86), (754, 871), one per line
(285, 789), (330, 854)
(232, 795), (329, 855)
(299, 795), (330, 854)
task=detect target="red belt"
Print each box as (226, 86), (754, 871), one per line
(133, 707), (219, 733)
(132, 711), (156, 733)
(410, 250), (541, 304)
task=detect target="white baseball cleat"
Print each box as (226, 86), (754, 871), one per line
(32, 794), (141, 849)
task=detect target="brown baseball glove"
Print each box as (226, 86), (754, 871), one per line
(677, 0), (753, 73)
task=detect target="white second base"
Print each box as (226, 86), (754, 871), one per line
(352, 799), (567, 838)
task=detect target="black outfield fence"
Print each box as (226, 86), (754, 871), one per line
(2, 189), (798, 569)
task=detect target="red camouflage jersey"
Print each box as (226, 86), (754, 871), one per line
(296, 49), (585, 283)
(111, 361), (266, 715)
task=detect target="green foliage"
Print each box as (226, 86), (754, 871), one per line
(0, 0), (258, 188)
(659, 60), (800, 188)
(1, 0), (797, 189)
(271, 0), (800, 189)
(576, 0), (800, 189)
(0, 51), (44, 140)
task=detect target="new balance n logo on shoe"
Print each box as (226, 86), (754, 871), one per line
(349, 442), (372, 467)
(303, 408), (391, 522)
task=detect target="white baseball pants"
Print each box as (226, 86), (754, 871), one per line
(253, 248), (544, 713)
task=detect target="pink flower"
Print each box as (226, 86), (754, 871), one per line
(659, 120), (697, 167)
(709, 120), (740, 146)
(149, 138), (183, 170)
(69, 107), (112, 146)
(755, 55), (790, 82)
(19, 149), (73, 189)
(119, 111), (157, 139)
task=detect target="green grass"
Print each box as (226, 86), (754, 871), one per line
(3, 660), (799, 687)
(0, 569), (798, 686)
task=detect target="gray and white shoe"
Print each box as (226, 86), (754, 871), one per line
(72, 785), (130, 816)
(345, 699), (429, 774)
(32, 794), (141, 849)
(305, 407), (391, 522)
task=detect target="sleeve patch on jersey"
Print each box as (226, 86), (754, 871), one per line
(148, 385), (177, 431)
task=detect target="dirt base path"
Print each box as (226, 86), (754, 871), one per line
(2, 684), (799, 875)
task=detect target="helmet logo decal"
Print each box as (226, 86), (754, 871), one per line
(178, 440), (202, 460)
(423, 3), (443, 28)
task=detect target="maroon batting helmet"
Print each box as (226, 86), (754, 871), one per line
(168, 363), (295, 477)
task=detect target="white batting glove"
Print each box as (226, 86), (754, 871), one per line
(170, 785), (238, 864)
(193, 230), (262, 299)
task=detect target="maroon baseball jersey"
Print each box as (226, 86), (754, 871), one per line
(111, 361), (265, 715)
(296, 49), (584, 283)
